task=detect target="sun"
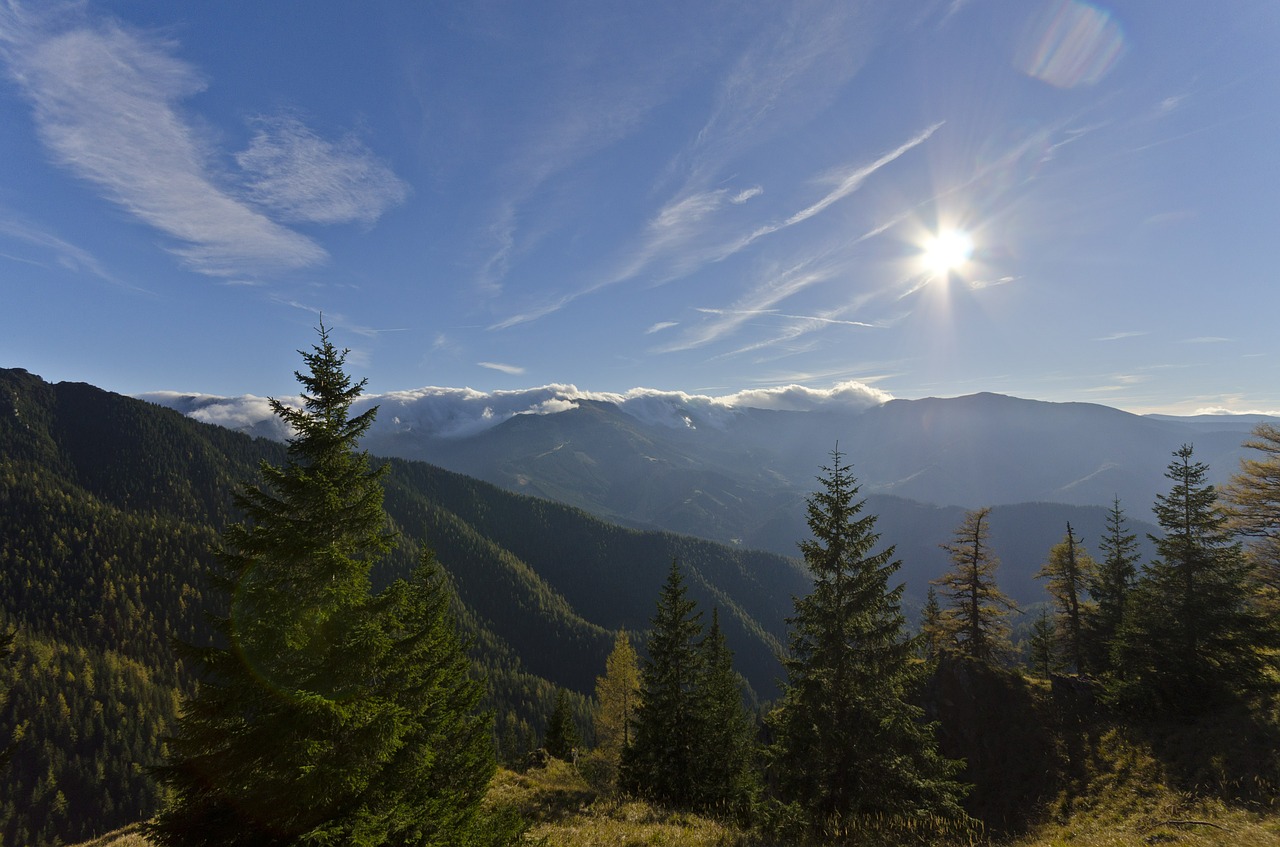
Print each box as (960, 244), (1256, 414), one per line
(920, 229), (974, 277)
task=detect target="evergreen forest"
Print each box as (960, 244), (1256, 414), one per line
(1, 340), (1279, 846)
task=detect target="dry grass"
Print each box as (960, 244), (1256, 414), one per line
(68, 744), (1280, 847)
(488, 759), (769, 846)
(73, 824), (151, 847)
(1011, 728), (1280, 847)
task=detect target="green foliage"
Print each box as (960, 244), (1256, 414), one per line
(622, 560), (706, 807)
(934, 506), (1016, 662)
(146, 327), (495, 846)
(1083, 498), (1140, 676)
(692, 609), (758, 818)
(1036, 523), (1096, 673)
(545, 689), (581, 761)
(1026, 608), (1063, 679)
(769, 449), (969, 843)
(1112, 444), (1276, 715)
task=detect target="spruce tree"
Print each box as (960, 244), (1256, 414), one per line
(934, 507), (1016, 662)
(1112, 444), (1274, 715)
(545, 689), (580, 761)
(147, 325), (495, 846)
(1027, 608), (1063, 680)
(769, 449), (967, 842)
(1036, 523), (1095, 674)
(1084, 498), (1139, 674)
(621, 559), (704, 808)
(692, 609), (758, 818)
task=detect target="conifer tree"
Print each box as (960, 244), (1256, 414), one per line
(592, 631), (641, 784)
(1027, 608), (1063, 679)
(0, 625), (13, 772)
(919, 585), (947, 660)
(621, 559), (704, 808)
(770, 450), (967, 841)
(934, 507), (1016, 662)
(545, 689), (580, 761)
(147, 325), (495, 846)
(692, 609), (758, 817)
(1084, 498), (1140, 674)
(1112, 444), (1274, 714)
(1224, 422), (1280, 605)
(1036, 523), (1095, 673)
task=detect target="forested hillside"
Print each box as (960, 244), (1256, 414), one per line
(0, 367), (807, 845)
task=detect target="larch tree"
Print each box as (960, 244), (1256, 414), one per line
(769, 449), (968, 843)
(147, 325), (495, 846)
(1085, 498), (1140, 674)
(934, 507), (1016, 663)
(591, 630), (641, 785)
(1112, 444), (1275, 715)
(1223, 422), (1280, 607)
(1036, 523), (1096, 674)
(621, 559), (705, 808)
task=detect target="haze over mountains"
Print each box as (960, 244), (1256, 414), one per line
(145, 384), (1270, 603)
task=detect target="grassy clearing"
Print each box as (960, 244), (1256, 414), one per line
(487, 759), (769, 846)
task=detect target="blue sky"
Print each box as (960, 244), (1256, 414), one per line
(2, 1), (1278, 415)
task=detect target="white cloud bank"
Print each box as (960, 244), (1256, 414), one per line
(139, 380), (892, 441)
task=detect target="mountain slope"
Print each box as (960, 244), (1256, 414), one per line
(0, 367), (806, 845)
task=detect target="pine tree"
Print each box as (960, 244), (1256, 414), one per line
(934, 507), (1016, 663)
(1036, 523), (1095, 674)
(621, 559), (704, 808)
(1084, 498), (1139, 674)
(770, 449), (968, 842)
(692, 609), (758, 818)
(1112, 444), (1274, 715)
(545, 689), (580, 761)
(592, 631), (641, 784)
(147, 325), (495, 846)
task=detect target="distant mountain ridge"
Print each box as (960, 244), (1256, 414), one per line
(147, 384), (1264, 571)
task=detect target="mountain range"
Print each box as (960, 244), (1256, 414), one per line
(148, 385), (1272, 603)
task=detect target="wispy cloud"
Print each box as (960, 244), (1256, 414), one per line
(493, 124), (937, 332)
(1095, 330), (1147, 341)
(0, 9), (405, 279)
(730, 186), (762, 204)
(0, 212), (127, 286)
(645, 321), (678, 334)
(236, 115), (409, 226)
(477, 361), (526, 375)
(1182, 336), (1231, 344)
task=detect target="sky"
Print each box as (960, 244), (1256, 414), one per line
(2, 1), (1279, 416)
